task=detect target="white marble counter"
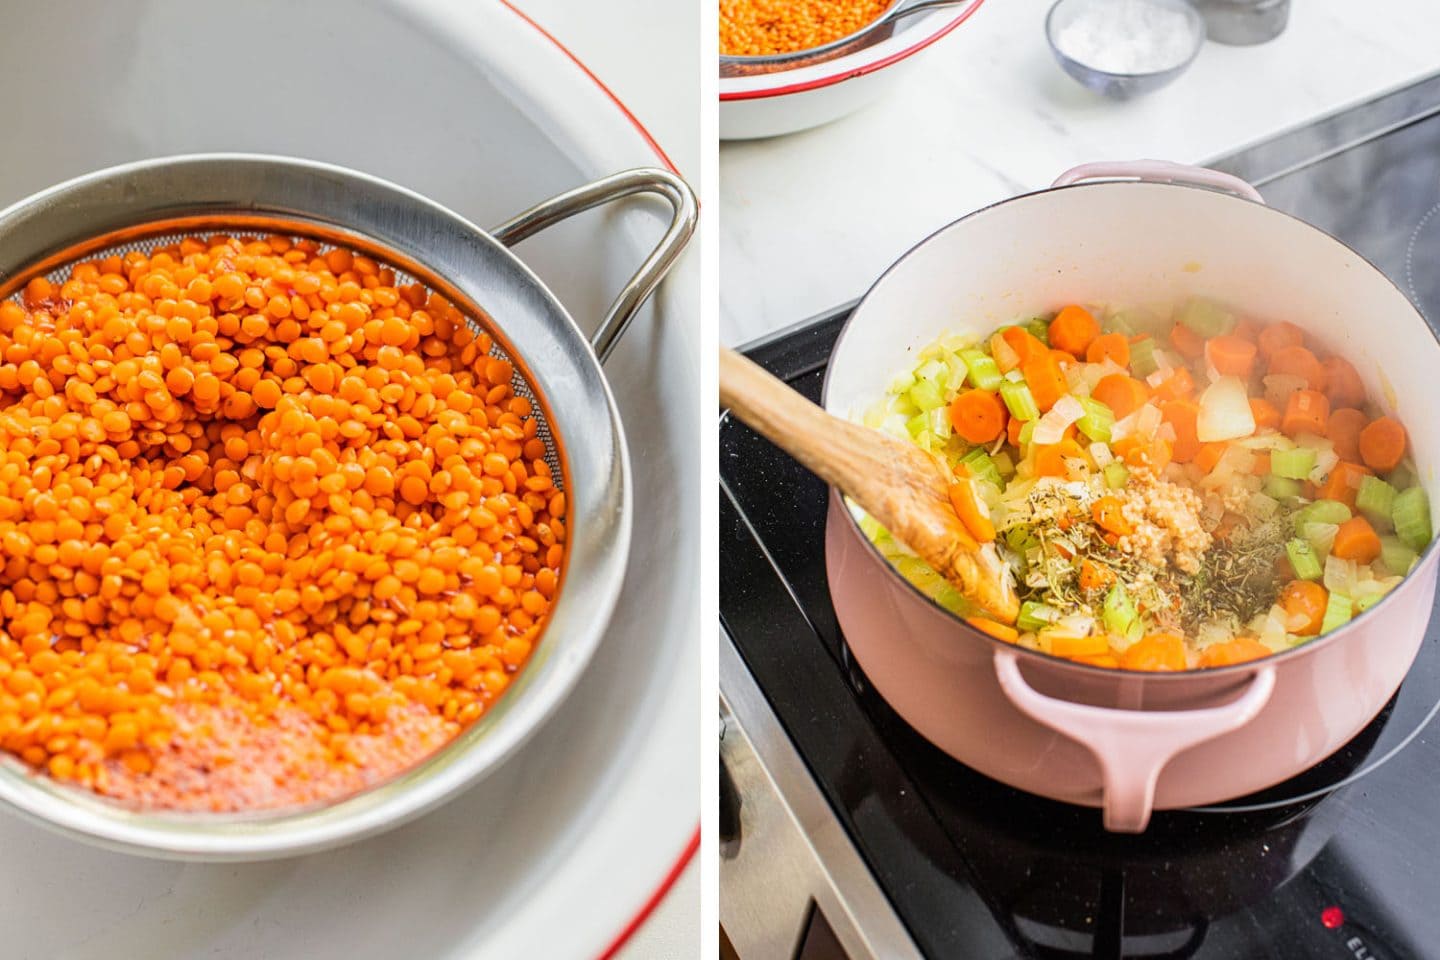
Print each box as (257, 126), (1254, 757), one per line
(721, 0), (1440, 344)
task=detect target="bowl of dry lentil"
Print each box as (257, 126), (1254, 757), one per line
(719, 0), (986, 139)
(0, 154), (695, 858)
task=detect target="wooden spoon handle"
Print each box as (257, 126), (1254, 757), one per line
(718, 346), (908, 503)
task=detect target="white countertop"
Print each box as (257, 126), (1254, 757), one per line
(504, 4), (700, 959)
(721, 0), (1440, 345)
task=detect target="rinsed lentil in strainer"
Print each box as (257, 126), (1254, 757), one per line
(0, 234), (565, 811)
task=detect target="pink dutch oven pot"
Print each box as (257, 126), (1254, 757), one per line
(823, 160), (1440, 832)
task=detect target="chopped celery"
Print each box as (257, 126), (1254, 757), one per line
(1130, 338), (1160, 378)
(1356, 593), (1385, 613)
(1005, 525), (1039, 554)
(1017, 601), (1058, 633)
(1264, 474), (1303, 500)
(905, 412), (930, 439)
(992, 451), (1016, 478)
(960, 448), (1002, 488)
(915, 359), (946, 383)
(1105, 311), (1137, 336)
(1102, 462), (1130, 490)
(1176, 298), (1235, 338)
(1355, 476), (1397, 529)
(908, 378), (946, 412)
(1392, 486), (1433, 551)
(1022, 317), (1050, 345)
(1320, 593), (1353, 634)
(1271, 447), (1317, 481)
(959, 348), (1003, 391)
(1293, 499), (1352, 536)
(889, 370), (916, 394)
(999, 381), (1040, 422)
(1018, 421), (1036, 447)
(1286, 538), (1323, 581)
(1102, 583), (1138, 635)
(1076, 397), (1115, 443)
(1380, 535), (1418, 576)
(927, 406), (952, 440)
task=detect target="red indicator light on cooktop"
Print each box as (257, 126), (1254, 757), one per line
(1321, 906), (1345, 929)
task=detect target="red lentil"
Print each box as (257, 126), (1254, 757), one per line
(0, 234), (566, 810)
(720, 0), (890, 57)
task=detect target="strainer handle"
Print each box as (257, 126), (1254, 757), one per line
(491, 167), (697, 364)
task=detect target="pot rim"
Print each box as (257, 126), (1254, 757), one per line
(821, 176), (1440, 681)
(0, 154), (633, 857)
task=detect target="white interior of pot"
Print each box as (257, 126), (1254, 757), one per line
(826, 182), (1440, 509)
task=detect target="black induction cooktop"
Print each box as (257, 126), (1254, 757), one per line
(720, 73), (1440, 960)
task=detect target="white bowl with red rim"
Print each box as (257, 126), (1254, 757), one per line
(720, 0), (988, 140)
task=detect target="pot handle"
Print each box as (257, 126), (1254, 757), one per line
(993, 649), (1277, 832)
(491, 167), (697, 363)
(1051, 160), (1264, 204)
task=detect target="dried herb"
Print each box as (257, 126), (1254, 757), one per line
(1181, 518), (1288, 629)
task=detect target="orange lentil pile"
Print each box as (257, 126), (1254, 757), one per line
(0, 234), (565, 811)
(720, 0), (890, 56)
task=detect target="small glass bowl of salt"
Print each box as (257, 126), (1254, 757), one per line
(1046, 0), (1205, 99)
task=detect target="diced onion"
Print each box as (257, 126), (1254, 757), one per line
(1032, 395), (1084, 445)
(1090, 442), (1114, 467)
(1197, 376), (1257, 442)
(1135, 403), (1162, 439)
(1324, 555), (1359, 597)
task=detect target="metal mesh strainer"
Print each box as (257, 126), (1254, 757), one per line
(0, 154), (695, 859)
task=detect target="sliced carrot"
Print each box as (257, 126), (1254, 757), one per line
(1257, 321), (1305, 359)
(1198, 637), (1272, 668)
(1358, 415), (1407, 473)
(1249, 397), (1281, 431)
(1160, 400), (1202, 463)
(949, 389), (1007, 444)
(1079, 558), (1114, 592)
(1280, 579), (1327, 636)
(1072, 652), (1121, 669)
(1091, 496), (1133, 536)
(947, 475), (996, 543)
(1251, 451), (1271, 476)
(1281, 389), (1329, 438)
(1032, 444), (1067, 478)
(1092, 374), (1149, 419)
(1317, 461), (1372, 510)
(1001, 325), (1048, 367)
(1326, 407), (1366, 462)
(1194, 441), (1229, 474)
(967, 617), (1018, 643)
(1050, 633), (1109, 658)
(1231, 318), (1260, 342)
(1168, 322), (1206, 360)
(1049, 305), (1100, 356)
(1007, 415), (1025, 448)
(1085, 332), (1131, 368)
(1121, 634), (1187, 671)
(1322, 356), (1366, 409)
(1113, 434), (1172, 473)
(1205, 334), (1258, 377)
(1150, 367), (1194, 403)
(1332, 515), (1382, 564)
(1021, 351), (1068, 414)
(1268, 345), (1328, 392)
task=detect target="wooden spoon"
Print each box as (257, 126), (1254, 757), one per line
(720, 347), (1020, 624)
